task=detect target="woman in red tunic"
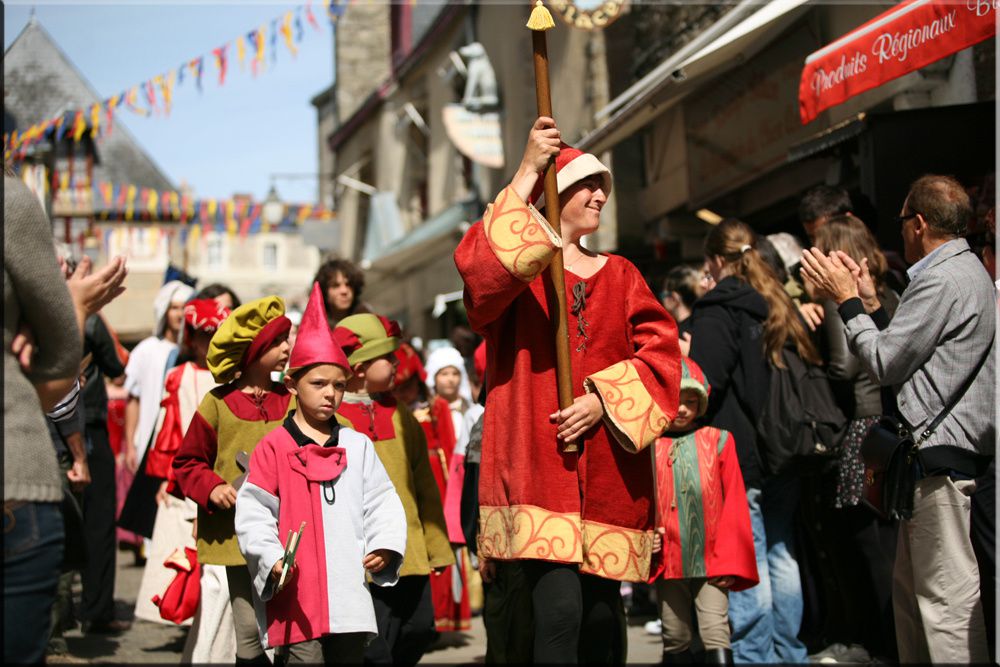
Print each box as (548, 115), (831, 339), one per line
(454, 117), (681, 662)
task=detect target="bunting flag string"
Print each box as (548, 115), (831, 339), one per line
(74, 180), (336, 235)
(4, 0), (353, 162)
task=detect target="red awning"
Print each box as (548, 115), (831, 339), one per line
(799, 0), (995, 124)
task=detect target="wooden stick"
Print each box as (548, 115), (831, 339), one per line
(528, 4), (576, 453)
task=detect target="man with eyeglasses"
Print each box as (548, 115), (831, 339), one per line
(800, 174), (995, 664)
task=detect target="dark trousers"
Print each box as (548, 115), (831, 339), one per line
(972, 460), (996, 660)
(4, 502), (64, 664)
(484, 561), (534, 664)
(80, 426), (117, 623)
(279, 632), (366, 664)
(365, 574), (436, 665)
(521, 561), (626, 664)
(823, 506), (898, 660)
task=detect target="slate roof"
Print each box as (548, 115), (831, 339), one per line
(4, 17), (175, 191)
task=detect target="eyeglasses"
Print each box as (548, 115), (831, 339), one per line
(896, 211), (920, 225)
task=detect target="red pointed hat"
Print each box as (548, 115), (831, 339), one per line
(287, 282), (352, 375)
(530, 142), (612, 208)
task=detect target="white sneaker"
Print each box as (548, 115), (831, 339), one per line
(644, 619), (662, 635)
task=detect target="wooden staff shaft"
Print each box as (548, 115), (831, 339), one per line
(531, 30), (575, 418)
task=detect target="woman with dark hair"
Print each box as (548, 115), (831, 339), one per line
(660, 265), (706, 336)
(195, 283), (241, 310)
(688, 218), (818, 664)
(809, 214), (899, 662)
(313, 258), (367, 327)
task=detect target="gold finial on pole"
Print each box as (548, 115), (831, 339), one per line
(526, 0), (555, 31)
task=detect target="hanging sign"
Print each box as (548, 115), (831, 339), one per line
(799, 0), (996, 124)
(548, 0), (627, 30)
(442, 104), (505, 169)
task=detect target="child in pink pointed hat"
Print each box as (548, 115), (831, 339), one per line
(234, 283), (407, 660)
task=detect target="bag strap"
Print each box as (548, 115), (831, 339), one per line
(917, 331), (995, 444)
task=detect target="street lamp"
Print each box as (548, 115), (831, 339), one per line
(262, 184), (285, 227)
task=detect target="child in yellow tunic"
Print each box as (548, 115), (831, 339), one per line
(173, 296), (294, 664)
(333, 314), (455, 665)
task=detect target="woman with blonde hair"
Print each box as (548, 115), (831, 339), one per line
(809, 214), (899, 662)
(688, 217), (816, 664)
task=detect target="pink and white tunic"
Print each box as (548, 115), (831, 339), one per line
(235, 420), (406, 648)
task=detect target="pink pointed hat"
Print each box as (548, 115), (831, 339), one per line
(287, 282), (352, 375)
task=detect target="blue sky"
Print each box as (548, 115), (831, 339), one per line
(4, 1), (335, 204)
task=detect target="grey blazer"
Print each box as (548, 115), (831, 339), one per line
(844, 238), (996, 455)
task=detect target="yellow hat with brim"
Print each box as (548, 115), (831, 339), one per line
(207, 295), (289, 383)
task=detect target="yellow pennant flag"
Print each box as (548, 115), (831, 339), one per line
(72, 111), (87, 142)
(207, 198), (218, 220)
(125, 185), (137, 220)
(257, 25), (266, 66)
(90, 103), (101, 137)
(236, 36), (247, 70)
(227, 219), (238, 237)
(158, 72), (175, 115)
(148, 190), (159, 216)
(281, 12), (298, 57)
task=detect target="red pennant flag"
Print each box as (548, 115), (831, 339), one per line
(213, 46), (228, 86)
(106, 95), (120, 136)
(306, 1), (321, 30)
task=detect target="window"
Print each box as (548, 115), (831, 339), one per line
(261, 240), (279, 272)
(206, 236), (224, 269)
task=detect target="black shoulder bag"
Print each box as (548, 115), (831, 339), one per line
(861, 334), (994, 520)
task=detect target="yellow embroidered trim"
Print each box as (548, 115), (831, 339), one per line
(483, 187), (561, 282)
(478, 505), (653, 581)
(478, 504), (582, 564)
(580, 519), (653, 582)
(586, 360), (669, 454)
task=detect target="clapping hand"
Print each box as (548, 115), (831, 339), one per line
(800, 249), (859, 305)
(834, 251), (881, 312)
(67, 256), (128, 317)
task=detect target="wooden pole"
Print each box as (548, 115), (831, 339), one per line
(528, 1), (576, 453)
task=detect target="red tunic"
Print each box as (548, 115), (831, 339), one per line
(413, 397), (471, 631)
(651, 427), (758, 591)
(454, 186), (682, 581)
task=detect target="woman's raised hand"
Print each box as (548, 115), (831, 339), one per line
(511, 117), (561, 202)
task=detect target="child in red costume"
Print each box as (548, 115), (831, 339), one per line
(454, 117), (681, 662)
(135, 298), (229, 626)
(172, 296), (294, 664)
(650, 358), (757, 664)
(235, 283), (406, 662)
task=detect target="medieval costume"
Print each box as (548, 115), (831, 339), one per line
(135, 299), (228, 626)
(118, 280), (194, 541)
(334, 314), (454, 664)
(235, 283), (407, 658)
(172, 296), (294, 662)
(454, 144), (681, 662)
(651, 358), (757, 661)
(415, 345), (473, 632)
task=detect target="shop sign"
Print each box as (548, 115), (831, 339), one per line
(799, 0), (996, 124)
(548, 0), (627, 30)
(442, 105), (505, 169)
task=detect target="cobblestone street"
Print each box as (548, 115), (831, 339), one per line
(52, 548), (664, 664)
